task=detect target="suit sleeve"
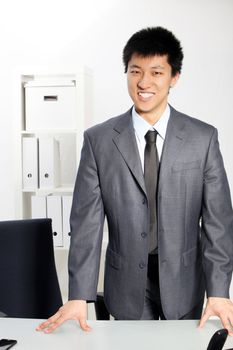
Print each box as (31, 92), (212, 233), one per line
(68, 130), (105, 301)
(201, 128), (233, 298)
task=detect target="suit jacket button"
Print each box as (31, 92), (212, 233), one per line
(142, 198), (146, 204)
(141, 232), (147, 238)
(139, 262), (146, 269)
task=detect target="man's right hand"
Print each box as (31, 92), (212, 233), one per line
(36, 300), (91, 333)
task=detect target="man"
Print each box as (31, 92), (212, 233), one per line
(37, 27), (233, 333)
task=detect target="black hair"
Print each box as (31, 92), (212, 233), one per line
(123, 27), (183, 76)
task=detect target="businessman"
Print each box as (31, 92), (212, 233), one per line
(37, 27), (233, 333)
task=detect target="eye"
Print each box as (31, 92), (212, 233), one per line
(130, 69), (140, 75)
(152, 71), (163, 76)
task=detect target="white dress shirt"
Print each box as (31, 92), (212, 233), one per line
(132, 104), (170, 173)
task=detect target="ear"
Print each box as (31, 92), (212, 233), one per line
(170, 73), (180, 88)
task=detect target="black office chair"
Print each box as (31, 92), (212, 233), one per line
(94, 292), (110, 320)
(0, 218), (63, 318)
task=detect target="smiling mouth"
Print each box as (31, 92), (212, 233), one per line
(138, 92), (155, 98)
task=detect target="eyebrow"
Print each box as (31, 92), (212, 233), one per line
(129, 64), (141, 69)
(151, 65), (165, 70)
(129, 64), (165, 70)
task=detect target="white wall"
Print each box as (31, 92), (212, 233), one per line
(0, 0), (233, 296)
(0, 0), (232, 219)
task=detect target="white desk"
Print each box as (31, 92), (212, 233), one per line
(1, 318), (233, 350)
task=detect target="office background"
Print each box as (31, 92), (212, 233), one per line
(0, 0), (232, 296)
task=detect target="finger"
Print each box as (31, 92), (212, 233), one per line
(198, 310), (211, 329)
(79, 317), (92, 332)
(228, 314), (233, 335)
(44, 316), (66, 334)
(221, 316), (233, 336)
(36, 311), (62, 331)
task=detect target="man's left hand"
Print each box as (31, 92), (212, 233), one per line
(199, 297), (233, 335)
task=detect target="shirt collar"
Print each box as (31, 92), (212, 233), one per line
(132, 104), (170, 140)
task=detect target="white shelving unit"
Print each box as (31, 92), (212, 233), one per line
(14, 68), (93, 240)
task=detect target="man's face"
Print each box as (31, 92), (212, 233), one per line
(127, 53), (179, 123)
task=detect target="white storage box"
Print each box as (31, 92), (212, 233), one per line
(24, 80), (77, 130)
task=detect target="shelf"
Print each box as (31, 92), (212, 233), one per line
(22, 186), (74, 194)
(21, 130), (78, 135)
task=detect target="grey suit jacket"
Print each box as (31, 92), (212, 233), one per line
(68, 106), (233, 320)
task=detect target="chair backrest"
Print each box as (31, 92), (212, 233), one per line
(0, 218), (62, 318)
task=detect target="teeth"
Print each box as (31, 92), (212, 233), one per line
(138, 92), (154, 98)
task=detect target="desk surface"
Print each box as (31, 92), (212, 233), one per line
(1, 318), (233, 350)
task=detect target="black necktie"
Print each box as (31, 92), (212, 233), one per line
(144, 130), (159, 253)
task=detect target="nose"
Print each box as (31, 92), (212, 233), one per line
(137, 72), (152, 89)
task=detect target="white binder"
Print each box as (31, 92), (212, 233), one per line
(47, 195), (63, 247)
(39, 137), (60, 189)
(62, 195), (73, 249)
(31, 195), (47, 218)
(22, 137), (39, 190)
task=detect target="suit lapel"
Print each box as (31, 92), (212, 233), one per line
(112, 109), (147, 196)
(158, 107), (187, 194)
(112, 107), (187, 197)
